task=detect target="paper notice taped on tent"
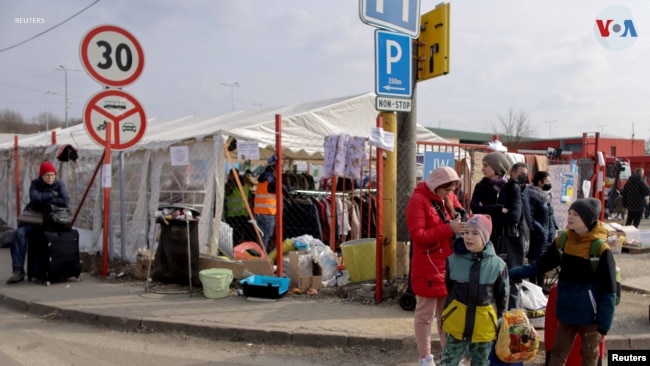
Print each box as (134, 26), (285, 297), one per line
(368, 127), (394, 152)
(170, 145), (190, 166)
(237, 140), (260, 160)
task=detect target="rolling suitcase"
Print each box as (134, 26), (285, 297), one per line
(27, 228), (81, 286)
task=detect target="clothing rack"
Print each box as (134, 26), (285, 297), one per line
(290, 189), (348, 196)
(290, 189), (376, 196)
(287, 188), (377, 249)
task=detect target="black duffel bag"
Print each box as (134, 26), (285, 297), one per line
(45, 204), (73, 231)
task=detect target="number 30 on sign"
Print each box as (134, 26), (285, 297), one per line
(80, 24), (145, 88)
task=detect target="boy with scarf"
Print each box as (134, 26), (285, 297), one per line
(508, 198), (616, 366)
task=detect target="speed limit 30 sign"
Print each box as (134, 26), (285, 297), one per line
(80, 25), (145, 87)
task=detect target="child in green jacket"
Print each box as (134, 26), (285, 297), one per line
(441, 214), (509, 366)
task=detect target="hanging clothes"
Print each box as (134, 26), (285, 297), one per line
(323, 134), (349, 177)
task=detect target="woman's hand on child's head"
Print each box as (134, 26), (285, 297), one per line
(450, 220), (466, 234)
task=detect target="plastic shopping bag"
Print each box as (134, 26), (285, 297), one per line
(495, 308), (539, 363)
(520, 279), (547, 329)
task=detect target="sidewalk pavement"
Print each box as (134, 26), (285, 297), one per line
(1, 247), (649, 352)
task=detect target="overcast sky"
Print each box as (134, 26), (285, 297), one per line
(1, 0), (648, 139)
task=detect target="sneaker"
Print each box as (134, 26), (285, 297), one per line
(419, 354), (435, 366)
(6, 268), (24, 284)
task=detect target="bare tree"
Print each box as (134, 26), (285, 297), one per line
(0, 109), (81, 134)
(32, 113), (62, 131)
(489, 108), (536, 144)
(0, 108), (36, 134)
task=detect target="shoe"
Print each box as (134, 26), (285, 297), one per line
(6, 268), (25, 284)
(419, 354), (435, 366)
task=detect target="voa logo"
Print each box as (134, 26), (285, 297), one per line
(594, 5), (638, 51)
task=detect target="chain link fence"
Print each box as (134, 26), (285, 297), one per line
(0, 134), (225, 264)
(3, 128), (616, 291)
(223, 133), (380, 254)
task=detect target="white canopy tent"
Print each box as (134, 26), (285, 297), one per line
(0, 92), (447, 261)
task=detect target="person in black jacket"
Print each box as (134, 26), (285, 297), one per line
(470, 152), (523, 309)
(622, 168), (650, 228)
(509, 198), (616, 366)
(527, 171), (559, 287)
(7, 161), (70, 284)
(509, 162), (533, 257)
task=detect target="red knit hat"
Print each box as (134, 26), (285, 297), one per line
(39, 161), (57, 176)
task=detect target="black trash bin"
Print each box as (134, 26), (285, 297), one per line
(152, 206), (201, 286)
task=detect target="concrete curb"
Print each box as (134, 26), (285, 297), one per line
(1, 292), (648, 351)
(621, 283), (650, 295)
(0, 292), (411, 349)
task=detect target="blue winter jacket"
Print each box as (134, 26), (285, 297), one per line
(509, 222), (617, 335)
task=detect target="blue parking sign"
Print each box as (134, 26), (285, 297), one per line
(375, 30), (412, 98)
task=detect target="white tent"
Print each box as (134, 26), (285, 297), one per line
(0, 92), (446, 261)
(0, 92), (445, 156)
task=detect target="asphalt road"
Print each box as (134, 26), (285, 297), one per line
(0, 305), (423, 366)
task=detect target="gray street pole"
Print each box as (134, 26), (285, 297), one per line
(221, 82), (239, 111)
(56, 66), (80, 128)
(57, 65), (69, 127)
(544, 120), (557, 138)
(44, 91), (54, 130)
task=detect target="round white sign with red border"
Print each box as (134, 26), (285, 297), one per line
(83, 89), (147, 151)
(80, 25), (145, 87)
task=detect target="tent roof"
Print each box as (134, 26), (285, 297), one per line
(1, 92), (447, 159)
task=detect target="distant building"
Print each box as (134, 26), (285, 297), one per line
(427, 127), (538, 146)
(426, 128), (646, 158)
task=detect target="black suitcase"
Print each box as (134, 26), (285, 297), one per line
(27, 228), (81, 286)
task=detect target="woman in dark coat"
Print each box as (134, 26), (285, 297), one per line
(526, 171), (558, 287)
(470, 151), (523, 309)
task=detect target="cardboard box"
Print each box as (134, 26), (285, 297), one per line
(289, 251), (322, 290)
(602, 222), (619, 238)
(198, 254), (274, 280)
(134, 250), (153, 280)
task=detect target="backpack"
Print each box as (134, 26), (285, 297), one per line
(557, 231), (621, 305)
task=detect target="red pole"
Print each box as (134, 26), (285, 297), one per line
(14, 135), (21, 216)
(51, 130), (56, 145)
(330, 176), (337, 252)
(72, 151), (105, 226)
(102, 122), (112, 277)
(375, 116), (384, 304)
(275, 114), (284, 277)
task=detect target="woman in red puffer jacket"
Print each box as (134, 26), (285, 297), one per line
(406, 166), (467, 366)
